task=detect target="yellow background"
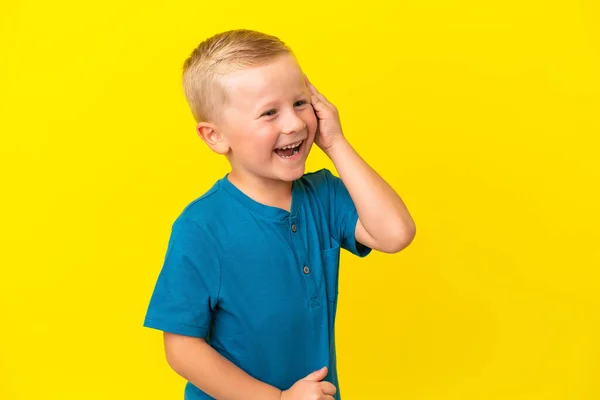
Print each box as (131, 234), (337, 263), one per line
(1, 0), (599, 398)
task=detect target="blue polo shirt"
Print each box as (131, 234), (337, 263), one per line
(143, 168), (371, 400)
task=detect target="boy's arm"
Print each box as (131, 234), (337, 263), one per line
(306, 77), (416, 254)
(164, 333), (282, 400)
(327, 139), (415, 253)
(164, 333), (335, 400)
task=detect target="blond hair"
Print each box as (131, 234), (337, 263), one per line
(182, 29), (292, 123)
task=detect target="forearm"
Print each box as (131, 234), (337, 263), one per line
(164, 333), (281, 400)
(326, 138), (416, 249)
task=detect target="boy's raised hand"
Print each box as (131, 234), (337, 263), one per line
(305, 76), (346, 155)
(280, 366), (337, 400)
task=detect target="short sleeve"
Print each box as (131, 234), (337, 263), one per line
(324, 169), (371, 258)
(143, 218), (220, 338)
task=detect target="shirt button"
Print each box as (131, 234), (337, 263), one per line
(303, 266), (310, 274)
(291, 223), (297, 232)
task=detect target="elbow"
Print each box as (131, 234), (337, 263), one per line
(382, 224), (416, 254)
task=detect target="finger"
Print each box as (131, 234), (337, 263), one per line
(310, 90), (332, 107)
(304, 74), (311, 88)
(303, 366), (328, 381)
(308, 85), (332, 108)
(305, 75), (319, 96)
(305, 76), (335, 109)
(310, 94), (322, 107)
(316, 92), (334, 108)
(311, 98), (333, 120)
(311, 96), (336, 119)
(320, 382), (337, 396)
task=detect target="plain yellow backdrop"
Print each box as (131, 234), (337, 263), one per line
(1, 0), (599, 399)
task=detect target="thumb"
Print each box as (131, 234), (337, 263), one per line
(303, 366), (328, 381)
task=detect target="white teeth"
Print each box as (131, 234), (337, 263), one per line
(276, 140), (303, 150)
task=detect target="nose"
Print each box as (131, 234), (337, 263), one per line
(281, 108), (306, 135)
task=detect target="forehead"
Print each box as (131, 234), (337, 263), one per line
(221, 54), (306, 107)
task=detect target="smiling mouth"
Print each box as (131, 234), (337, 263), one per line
(274, 140), (304, 158)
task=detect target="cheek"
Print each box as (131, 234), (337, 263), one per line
(252, 126), (280, 149)
(304, 110), (318, 136)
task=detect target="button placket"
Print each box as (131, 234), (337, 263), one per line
(288, 217), (319, 307)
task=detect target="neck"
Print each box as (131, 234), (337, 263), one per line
(227, 170), (293, 212)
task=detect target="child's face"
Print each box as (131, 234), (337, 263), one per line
(216, 54), (318, 185)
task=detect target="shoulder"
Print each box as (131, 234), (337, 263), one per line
(298, 168), (338, 193)
(172, 176), (235, 229)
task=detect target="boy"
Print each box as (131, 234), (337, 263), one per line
(144, 29), (416, 400)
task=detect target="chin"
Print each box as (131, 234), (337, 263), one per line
(276, 165), (306, 182)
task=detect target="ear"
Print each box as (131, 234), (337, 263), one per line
(196, 122), (230, 155)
